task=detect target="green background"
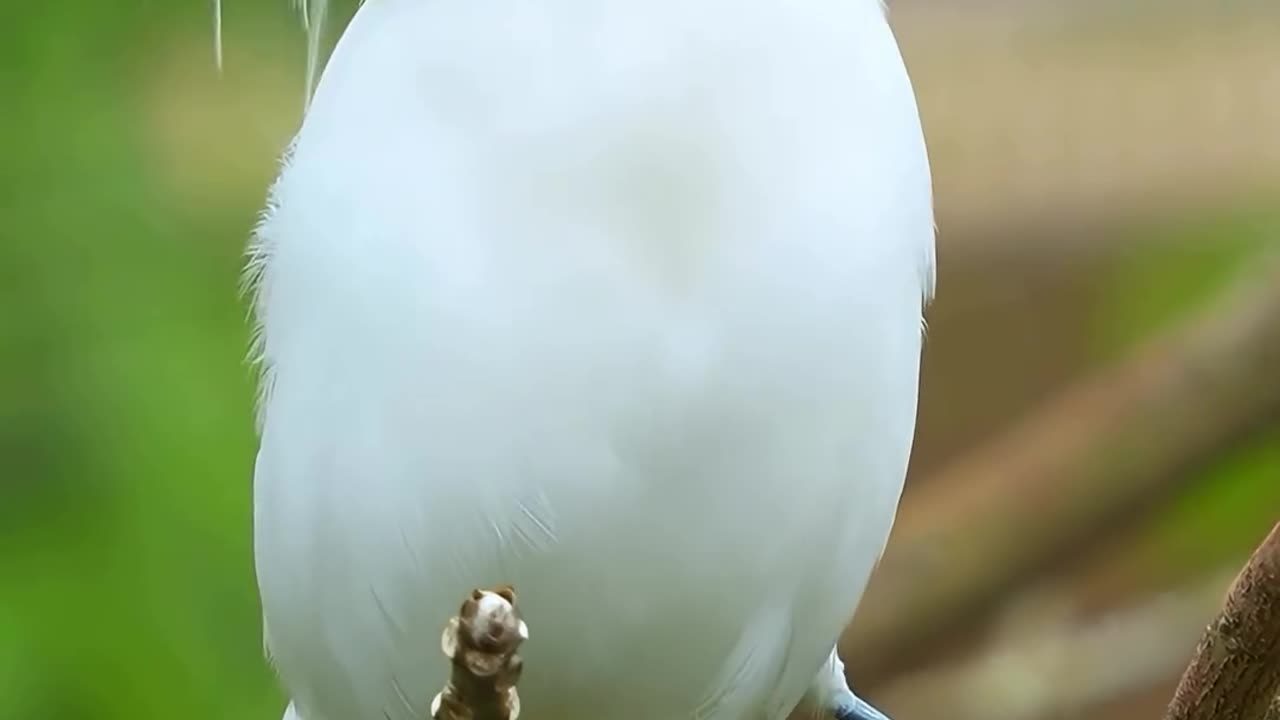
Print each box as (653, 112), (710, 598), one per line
(1, 3), (1275, 719)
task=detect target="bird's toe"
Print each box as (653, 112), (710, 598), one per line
(833, 696), (892, 720)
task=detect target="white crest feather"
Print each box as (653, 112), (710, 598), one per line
(213, 0), (339, 109)
(298, 0), (330, 110)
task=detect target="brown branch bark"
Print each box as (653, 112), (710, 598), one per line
(844, 250), (1280, 683)
(1165, 523), (1280, 720)
(432, 585), (528, 720)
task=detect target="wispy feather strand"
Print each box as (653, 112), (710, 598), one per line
(213, 0), (338, 110)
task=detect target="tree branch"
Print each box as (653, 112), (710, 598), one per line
(846, 251), (1280, 682)
(432, 586), (528, 720)
(1165, 523), (1280, 720)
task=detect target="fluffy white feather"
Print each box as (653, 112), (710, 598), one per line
(248, 1), (934, 719)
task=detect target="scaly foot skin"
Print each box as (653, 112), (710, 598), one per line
(431, 586), (528, 720)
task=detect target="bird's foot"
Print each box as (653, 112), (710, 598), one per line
(832, 695), (891, 720)
(809, 646), (892, 720)
(431, 585), (529, 720)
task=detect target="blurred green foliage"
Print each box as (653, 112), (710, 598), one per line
(2, 3), (288, 718)
(1092, 202), (1280, 356)
(1, 3), (1276, 720)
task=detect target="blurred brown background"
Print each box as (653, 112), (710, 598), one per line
(1, 1), (1276, 719)
(851, 2), (1280, 719)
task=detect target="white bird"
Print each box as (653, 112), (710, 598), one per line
(246, 1), (935, 719)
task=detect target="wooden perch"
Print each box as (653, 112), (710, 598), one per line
(846, 250), (1280, 683)
(1164, 523), (1280, 720)
(432, 585), (529, 720)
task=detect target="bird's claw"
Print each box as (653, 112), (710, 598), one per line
(833, 695), (891, 720)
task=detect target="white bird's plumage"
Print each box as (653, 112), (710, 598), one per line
(249, 1), (934, 719)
